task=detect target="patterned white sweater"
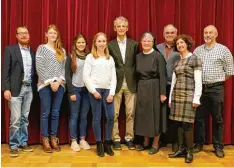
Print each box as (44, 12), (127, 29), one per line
(72, 56), (85, 87)
(83, 53), (117, 96)
(36, 44), (66, 91)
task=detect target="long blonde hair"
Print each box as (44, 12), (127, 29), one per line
(45, 24), (64, 62)
(91, 32), (110, 59)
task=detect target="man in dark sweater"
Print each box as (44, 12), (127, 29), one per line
(157, 24), (180, 152)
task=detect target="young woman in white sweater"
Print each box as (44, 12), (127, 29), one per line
(83, 32), (117, 157)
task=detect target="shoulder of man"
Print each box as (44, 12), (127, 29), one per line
(193, 44), (205, 54)
(127, 38), (138, 44)
(156, 43), (165, 54)
(5, 44), (19, 50)
(108, 39), (117, 46)
(216, 43), (230, 51)
(157, 43), (164, 48)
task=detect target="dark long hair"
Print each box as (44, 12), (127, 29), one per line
(71, 34), (89, 72)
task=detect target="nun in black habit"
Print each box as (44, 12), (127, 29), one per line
(134, 32), (167, 155)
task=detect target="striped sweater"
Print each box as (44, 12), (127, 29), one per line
(36, 44), (66, 91)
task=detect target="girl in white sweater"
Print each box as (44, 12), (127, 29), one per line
(83, 32), (117, 157)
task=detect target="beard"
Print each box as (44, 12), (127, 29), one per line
(204, 37), (214, 44)
(18, 38), (30, 46)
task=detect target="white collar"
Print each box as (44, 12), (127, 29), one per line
(18, 43), (30, 50)
(180, 52), (192, 59)
(143, 48), (154, 54)
(117, 37), (127, 44)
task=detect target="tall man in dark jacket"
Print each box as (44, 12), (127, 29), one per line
(3, 26), (35, 157)
(108, 16), (139, 150)
(157, 24), (180, 152)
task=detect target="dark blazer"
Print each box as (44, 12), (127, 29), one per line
(157, 43), (180, 84)
(2, 44), (36, 97)
(108, 38), (139, 93)
(65, 55), (75, 96)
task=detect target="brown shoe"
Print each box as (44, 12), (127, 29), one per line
(50, 136), (61, 152)
(42, 137), (53, 153)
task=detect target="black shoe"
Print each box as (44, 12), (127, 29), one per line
(136, 145), (144, 151)
(19, 144), (33, 152)
(126, 141), (135, 150)
(113, 141), (122, 150)
(135, 145), (150, 151)
(158, 141), (167, 149)
(168, 145), (186, 158)
(214, 147), (225, 158)
(148, 146), (160, 155)
(104, 140), (114, 156)
(192, 143), (203, 153)
(9, 148), (19, 157)
(172, 143), (178, 152)
(185, 149), (193, 163)
(96, 141), (104, 157)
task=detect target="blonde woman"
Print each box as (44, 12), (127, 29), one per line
(83, 32), (117, 157)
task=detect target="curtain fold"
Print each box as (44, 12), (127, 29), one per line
(1, 0), (234, 144)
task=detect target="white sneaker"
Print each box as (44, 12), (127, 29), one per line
(80, 140), (91, 150)
(71, 141), (80, 152)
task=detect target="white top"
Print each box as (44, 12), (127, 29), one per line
(169, 52), (202, 104)
(117, 37), (127, 88)
(19, 44), (32, 83)
(72, 56), (85, 87)
(83, 53), (117, 96)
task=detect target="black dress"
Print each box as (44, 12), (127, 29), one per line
(135, 50), (167, 137)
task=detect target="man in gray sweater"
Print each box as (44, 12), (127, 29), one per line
(157, 24), (180, 152)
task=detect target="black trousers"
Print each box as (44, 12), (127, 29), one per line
(160, 84), (178, 144)
(194, 85), (224, 148)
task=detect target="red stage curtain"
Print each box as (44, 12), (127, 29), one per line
(1, 0), (234, 144)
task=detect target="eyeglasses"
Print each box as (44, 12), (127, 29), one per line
(17, 32), (29, 36)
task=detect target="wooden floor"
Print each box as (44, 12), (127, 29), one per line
(1, 143), (234, 167)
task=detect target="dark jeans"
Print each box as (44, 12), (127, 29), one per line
(194, 85), (224, 148)
(39, 85), (64, 137)
(88, 89), (114, 142)
(160, 84), (178, 144)
(69, 87), (90, 140)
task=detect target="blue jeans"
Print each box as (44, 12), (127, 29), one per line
(89, 89), (114, 142)
(39, 85), (64, 137)
(9, 85), (33, 149)
(69, 87), (90, 140)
